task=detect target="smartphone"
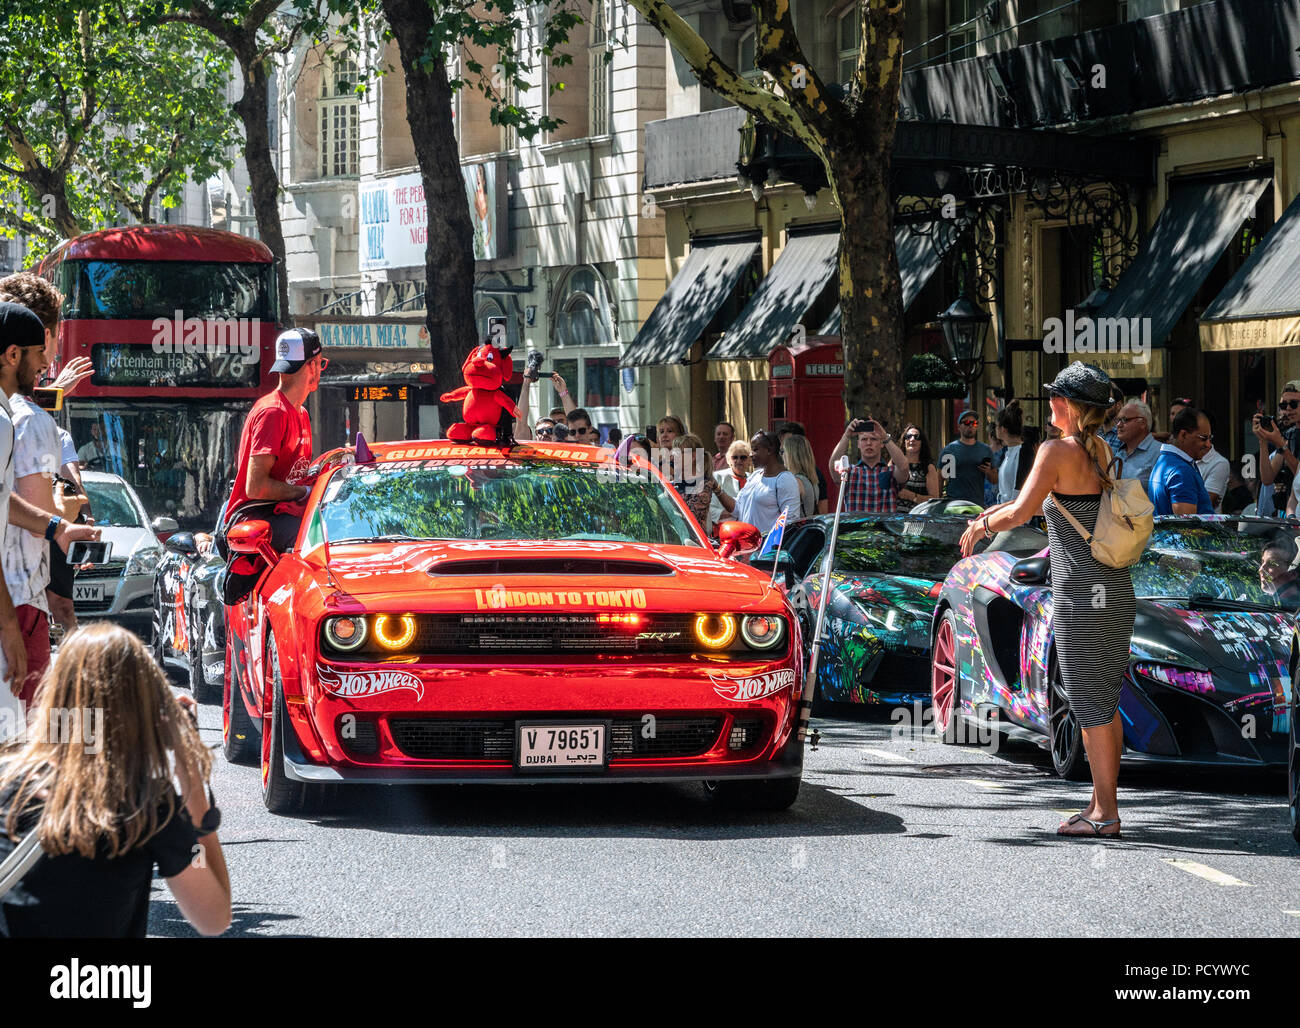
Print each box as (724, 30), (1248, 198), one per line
(34, 387), (63, 412)
(67, 540), (111, 565)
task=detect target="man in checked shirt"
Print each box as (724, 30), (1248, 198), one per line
(827, 417), (910, 513)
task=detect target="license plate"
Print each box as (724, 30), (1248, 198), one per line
(516, 721), (608, 771)
(73, 583), (104, 603)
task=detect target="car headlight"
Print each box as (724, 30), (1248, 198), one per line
(740, 613), (786, 650)
(373, 614), (416, 650)
(694, 613), (737, 649)
(1134, 662), (1215, 695)
(125, 544), (162, 577)
(324, 615), (368, 652)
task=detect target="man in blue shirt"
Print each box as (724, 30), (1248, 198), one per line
(940, 411), (995, 504)
(1147, 407), (1214, 515)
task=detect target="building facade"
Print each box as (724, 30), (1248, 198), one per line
(274, 3), (668, 448)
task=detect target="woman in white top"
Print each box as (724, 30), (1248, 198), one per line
(710, 440), (751, 534)
(733, 431), (802, 536)
(995, 399), (1035, 505)
(779, 433), (818, 518)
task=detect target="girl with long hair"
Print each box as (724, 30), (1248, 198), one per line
(960, 362), (1135, 838)
(673, 433), (718, 534)
(995, 400), (1041, 504)
(897, 425), (939, 511)
(779, 433), (819, 518)
(0, 624), (231, 936)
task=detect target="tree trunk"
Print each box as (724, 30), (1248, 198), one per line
(831, 149), (907, 434)
(382, 0), (481, 435)
(233, 52), (292, 326)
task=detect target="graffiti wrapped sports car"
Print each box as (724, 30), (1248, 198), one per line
(222, 440), (804, 814)
(759, 515), (1047, 706)
(931, 517), (1297, 779)
(154, 529), (225, 701)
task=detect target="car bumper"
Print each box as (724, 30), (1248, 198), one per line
(74, 572), (155, 638)
(285, 657), (804, 785)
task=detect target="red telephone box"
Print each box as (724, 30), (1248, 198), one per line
(768, 336), (846, 507)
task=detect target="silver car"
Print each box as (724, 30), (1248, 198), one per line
(75, 471), (174, 641)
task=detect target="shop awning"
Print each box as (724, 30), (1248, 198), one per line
(1200, 189), (1300, 351)
(619, 235), (759, 368)
(815, 221), (950, 336)
(705, 228), (838, 360)
(1093, 170), (1271, 347)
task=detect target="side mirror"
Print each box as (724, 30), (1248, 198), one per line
(164, 531), (199, 558)
(152, 515), (179, 534)
(749, 549), (795, 588)
(717, 520), (762, 559)
(1010, 555), (1050, 585)
(226, 520), (279, 566)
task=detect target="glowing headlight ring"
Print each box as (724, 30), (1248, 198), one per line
(326, 615), (368, 652)
(694, 613), (737, 649)
(741, 614), (786, 650)
(374, 614), (417, 650)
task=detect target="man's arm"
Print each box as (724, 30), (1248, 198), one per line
(553, 372), (576, 416)
(8, 493), (99, 551)
(828, 429), (852, 478)
(514, 372), (535, 440)
(0, 573), (26, 695)
(245, 454), (310, 503)
(883, 434), (909, 484)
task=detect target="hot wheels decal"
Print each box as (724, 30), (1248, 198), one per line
(319, 665), (425, 701)
(709, 669), (795, 701)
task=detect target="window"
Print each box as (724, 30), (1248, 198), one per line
(738, 27), (759, 81)
(837, 6), (859, 84)
(946, 0), (977, 62)
(554, 266), (614, 348)
(588, 0), (611, 136)
(320, 54), (359, 177)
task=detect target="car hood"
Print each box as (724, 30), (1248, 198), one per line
(96, 525), (157, 561)
(827, 571), (940, 613)
(1132, 599), (1292, 674)
(306, 539), (779, 612)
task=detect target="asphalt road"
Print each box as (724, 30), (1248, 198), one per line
(147, 700), (1300, 938)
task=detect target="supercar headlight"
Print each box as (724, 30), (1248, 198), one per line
(740, 614), (786, 650)
(325, 615), (368, 652)
(694, 613), (737, 649)
(374, 614), (417, 650)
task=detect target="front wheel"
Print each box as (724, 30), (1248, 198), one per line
(703, 775), (801, 812)
(261, 637), (311, 815)
(931, 610), (962, 744)
(189, 612), (220, 704)
(1048, 657), (1088, 781)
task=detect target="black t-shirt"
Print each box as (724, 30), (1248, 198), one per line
(815, 467), (828, 504)
(0, 785), (199, 938)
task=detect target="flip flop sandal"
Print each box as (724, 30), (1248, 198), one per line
(1057, 816), (1122, 838)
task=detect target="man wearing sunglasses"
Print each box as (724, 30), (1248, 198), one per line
(224, 328), (327, 553)
(1255, 380), (1300, 516)
(1148, 405), (1214, 515)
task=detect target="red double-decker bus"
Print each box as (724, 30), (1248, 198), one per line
(38, 225), (281, 531)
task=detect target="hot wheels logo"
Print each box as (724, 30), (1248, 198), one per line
(709, 669), (795, 702)
(318, 665), (424, 701)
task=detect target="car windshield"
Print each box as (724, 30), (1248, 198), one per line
(314, 458), (703, 546)
(82, 479), (144, 528)
(1132, 519), (1300, 611)
(832, 518), (974, 579)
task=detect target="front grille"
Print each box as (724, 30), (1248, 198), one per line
(338, 717), (379, 756)
(343, 614), (701, 656)
(75, 560), (126, 581)
(387, 717), (724, 760)
(870, 651), (931, 691)
(429, 559), (673, 576)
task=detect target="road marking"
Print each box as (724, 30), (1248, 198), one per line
(862, 748), (914, 763)
(963, 778), (1006, 790)
(1053, 809), (1078, 817)
(1284, 910), (1300, 918)
(1162, 859), (1253, 887)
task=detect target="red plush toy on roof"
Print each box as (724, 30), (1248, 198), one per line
(440, 341), (519, 445)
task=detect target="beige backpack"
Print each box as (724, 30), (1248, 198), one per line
(1054, 442), (1154, 569)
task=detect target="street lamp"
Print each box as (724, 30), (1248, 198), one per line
(936, 294), (991, 382)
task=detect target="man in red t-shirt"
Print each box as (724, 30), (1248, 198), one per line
(219, 329), (326, 599)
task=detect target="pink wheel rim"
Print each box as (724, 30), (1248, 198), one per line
(931, 618), (956, 733)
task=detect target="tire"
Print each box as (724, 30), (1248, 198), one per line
(189, 611), (220, 704)
(1289, 646), (1299, 846)
(1047, 656), (1088, 781)
(703, 775), (801, 812)
(222, 631), (259, 765)
(260, 636), (310, 816)
(931, 609), (963, 745)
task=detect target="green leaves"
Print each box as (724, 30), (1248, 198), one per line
(0, 1), (240, 259)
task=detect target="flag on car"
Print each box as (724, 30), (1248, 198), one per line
(758, 509), (788, 559)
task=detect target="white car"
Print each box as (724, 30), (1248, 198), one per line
(74, 471), (174, 641)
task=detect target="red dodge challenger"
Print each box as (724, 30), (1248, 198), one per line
(221, 440), (804, 814)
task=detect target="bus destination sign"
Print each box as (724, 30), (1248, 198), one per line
(90, 344), (259, 389)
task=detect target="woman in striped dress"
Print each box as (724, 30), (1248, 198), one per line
(960, 362), (1135, 838)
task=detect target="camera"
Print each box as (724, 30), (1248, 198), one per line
(1260, 413), (1276, 431)
(524, 349), (544, 381)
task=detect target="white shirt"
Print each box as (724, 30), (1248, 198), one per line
(0, 392), (14, 731)
(998, 443), (1021, 505)
(733, 470), (801, 537)
(3, 393), (59, 611)
(1196, 446), (1230, 513)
